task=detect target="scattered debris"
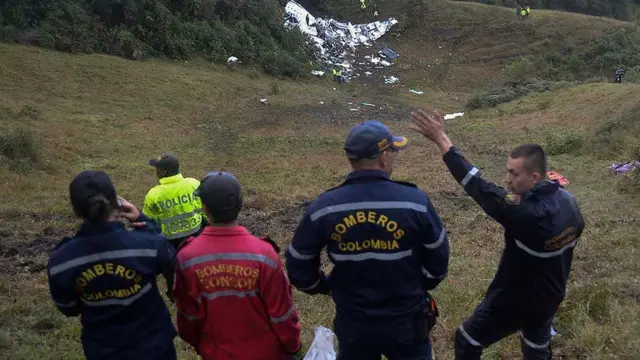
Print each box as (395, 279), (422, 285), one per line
(379, 47), (399, 61)
(284, 1), (398, 79)
(260, 98), (269, 105)
(409, 89), (424, 95)
(609, 161), (640, 174)
(444, 112), (465, 120)
(361, 102), (376, 107)
(364, 71), (373, 76)
(546, 171), (568, 186)
(227, 56), (239, 64)
(383, 76), (399, 84)
(311, 70), (325, 76)
(350, 108), (359, 111)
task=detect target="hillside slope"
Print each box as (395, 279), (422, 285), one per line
(1, 3), (639, 359)
(323, 0), (626, 91)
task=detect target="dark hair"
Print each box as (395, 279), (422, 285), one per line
(83, 195), (115, 222)
(510, 144), (547, 175)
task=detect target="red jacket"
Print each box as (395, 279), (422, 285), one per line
(173, 226), (301, 360)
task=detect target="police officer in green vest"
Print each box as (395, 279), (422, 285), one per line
(143, 153), (205, 250)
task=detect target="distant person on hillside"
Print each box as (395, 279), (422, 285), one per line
(616, 67), (624, 83)
(47, 170), (177, 360)
(173, 171), (302, 359)
(409, 110), (585, 360)
(143, 152), (205, 251)
(526, 6), (531, 17)
(336, 68), (345, 83)
(286, 120), (450, 360)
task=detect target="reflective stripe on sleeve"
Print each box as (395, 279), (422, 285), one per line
(80, 283), (152, 307)
(459, 325), (483, 347)
(181, 253), (277, 270)
(514, 239), (577, 258)
(423, 228), (446, 249)
(310, 201), (428, 221)
(461, 167), (479, 187)
(49, 249), (158, 275)
(178, 309), (202, 321)
(287, 244), (316, 260)
(297, 277), (321, 291)
(329, 249), (412, 262)
(270, 305), (295, 323)
(54, 300), (78, 308)
(421, 267), (446, 280)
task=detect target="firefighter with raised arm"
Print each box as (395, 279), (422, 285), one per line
(409, 110), (585, 360)
(286, 120), (450, 360)
(173, 171), (302, 360)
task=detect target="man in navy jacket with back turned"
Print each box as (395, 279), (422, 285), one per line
(286, 120), (450, 360)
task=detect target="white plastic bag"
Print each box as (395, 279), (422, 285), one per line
(303, 326), (337, 360)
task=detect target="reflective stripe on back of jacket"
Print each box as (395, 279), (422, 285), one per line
(143, 174), (203, 240)
(173, 226), (302, 360)
(286, 169), (450, 320)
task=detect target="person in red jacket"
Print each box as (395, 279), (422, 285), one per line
(173, 171), (302, 360)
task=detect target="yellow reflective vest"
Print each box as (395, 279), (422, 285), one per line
(142, 174), (203, 240)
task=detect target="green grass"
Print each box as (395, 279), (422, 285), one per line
(1, 2), (639, 359)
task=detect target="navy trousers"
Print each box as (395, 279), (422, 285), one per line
(454, 294), (554, 360)
(334, 310), (432, 360)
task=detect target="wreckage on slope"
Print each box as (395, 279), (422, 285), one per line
(284, 1), (398, 79)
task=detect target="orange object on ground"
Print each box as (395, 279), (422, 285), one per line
(546, 171), (568, 186)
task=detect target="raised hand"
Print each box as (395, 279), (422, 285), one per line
(409, 109), (453, 154)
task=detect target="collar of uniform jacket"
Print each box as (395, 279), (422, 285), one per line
(200, 225), (250, 237)
(77, 220), (125, 236)
(159, 173), (184, 185)
(345, 169), (390, 183)
(522, 180), (559, 200)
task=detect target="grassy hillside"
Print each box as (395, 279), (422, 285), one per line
(1, 2), (639, 359)
(321, 0), (626, 92)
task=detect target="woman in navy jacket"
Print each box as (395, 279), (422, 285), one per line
(47, 170), (177, 360)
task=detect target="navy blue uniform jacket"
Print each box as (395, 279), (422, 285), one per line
(47, 214), (177, 360)
(443, 147), (585, 317)
(286, 170), (450, 320)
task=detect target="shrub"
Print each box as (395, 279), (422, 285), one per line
(546, 131), (585, 155)
(0, 127), (42, 163)
(466, 80), (575, 109)
(19, 105), (38, 119)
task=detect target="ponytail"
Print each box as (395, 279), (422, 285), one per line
(86, 195), (113, 222)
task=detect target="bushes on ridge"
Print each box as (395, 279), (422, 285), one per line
(0, 0), (314, 77)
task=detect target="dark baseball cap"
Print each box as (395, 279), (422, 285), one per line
(149, 152), (179, 171)
(344, 120), (408, 160)
(194, 171), (242, 223)
(69, 170), (117, 216)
